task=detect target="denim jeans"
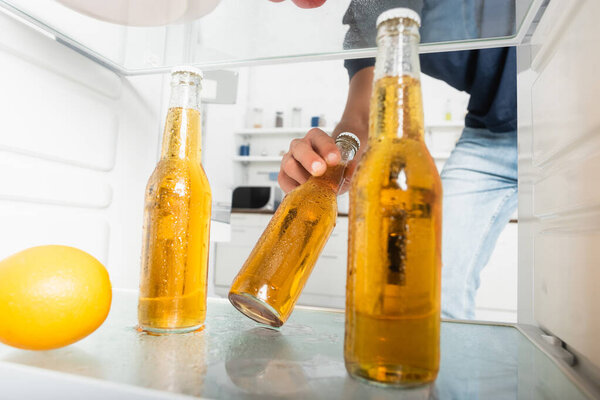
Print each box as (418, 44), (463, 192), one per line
(440, 127), (518, 319)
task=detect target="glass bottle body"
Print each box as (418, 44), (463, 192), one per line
(138, 74), (212, 334)
(345, 14), (442, 386)
(229, 137), (358, 327)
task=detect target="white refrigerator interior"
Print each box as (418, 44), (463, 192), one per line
(0, 0), (599, 398)
(518, 0), (600, 388)
(0, 10), (164, 289)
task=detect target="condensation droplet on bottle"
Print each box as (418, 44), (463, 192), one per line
(398, 170), (407, 191)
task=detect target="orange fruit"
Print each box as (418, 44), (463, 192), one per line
(0, 245), (112, 350)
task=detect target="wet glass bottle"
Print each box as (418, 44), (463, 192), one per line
(138, 67), (212, 334)
(345, 8), (442, 386)
(229, 133), (360, 327)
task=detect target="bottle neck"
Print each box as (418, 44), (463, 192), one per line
(160, 73), (203, 161)
(310, 138), (357, 195)
(371, 19), (425, 141)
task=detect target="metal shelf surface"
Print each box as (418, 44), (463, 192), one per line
(0, 290), (590, 399)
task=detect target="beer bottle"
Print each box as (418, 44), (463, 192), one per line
(345, 8), (442, 386)
(229, 133), (360, 327)
(138, 66), (212, 334)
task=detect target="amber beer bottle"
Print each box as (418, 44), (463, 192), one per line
(229, 133), (360, 327)
(345, 8), (442, 386)
(138, 67), (212, 334)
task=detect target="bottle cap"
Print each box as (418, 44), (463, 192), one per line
(376, 8), (421, 28)
(170, 65), (204, 79)
(336, 132), (361, 152)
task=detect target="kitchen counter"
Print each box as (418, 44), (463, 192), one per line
(0, 290), (588, 399)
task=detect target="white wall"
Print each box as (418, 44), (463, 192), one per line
(244, 60), (350, 130)
(206, 60), (470, 190)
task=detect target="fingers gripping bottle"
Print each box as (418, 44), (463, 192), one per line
(229, 133), (360, 327)
(138, 67), (212, 334)
(345, 8), (443, 386)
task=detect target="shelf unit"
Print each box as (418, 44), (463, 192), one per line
(235, 123), (464, 136)
(231, 121), (461, 186)
(235, 127), (334, 137)
(233, 153), (451, 163)
(233, 156), (283, 163)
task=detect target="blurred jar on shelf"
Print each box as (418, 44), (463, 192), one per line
(291, 107), (302, 128)
(275, 111), (284, 128)
(251, 107), (263, 129)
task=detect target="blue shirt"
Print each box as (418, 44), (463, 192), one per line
(343, 1), (517, 133)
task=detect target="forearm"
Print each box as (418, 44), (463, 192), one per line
(278, 66), (374, 193)
(332, 66), (374, 161)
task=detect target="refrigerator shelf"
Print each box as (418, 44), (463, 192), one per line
(0, 290), (592, 399)
(0, 0), (546, 75)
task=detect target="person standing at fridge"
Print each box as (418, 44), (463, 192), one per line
(274, 0), (517, 320)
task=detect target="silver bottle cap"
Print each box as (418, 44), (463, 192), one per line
(170, 65), (204, 79)
(377, 8), (421, 28)
(336, 132), (361, 152)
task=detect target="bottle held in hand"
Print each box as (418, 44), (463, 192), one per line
(229, 133), (360, 327)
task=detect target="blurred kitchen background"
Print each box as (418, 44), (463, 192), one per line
(200, 60), (517, 323)
(0, 2), (517, 323)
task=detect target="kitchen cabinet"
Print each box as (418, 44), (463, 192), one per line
(215, 213), (349, 309)
(217, 213), (519, 320)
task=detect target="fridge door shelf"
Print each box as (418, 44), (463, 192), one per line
(0, 0), (546, 75)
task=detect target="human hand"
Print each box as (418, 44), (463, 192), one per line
(277, 65), (372, 195)
(267, 0), (327, 9)
(278, 128), (359, 194)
